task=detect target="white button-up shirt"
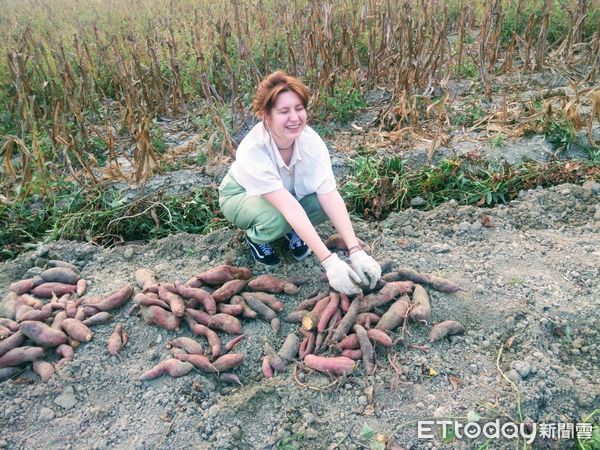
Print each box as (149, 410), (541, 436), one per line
(229, 122), (336, 200)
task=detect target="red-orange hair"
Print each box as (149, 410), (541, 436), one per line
(252, 71), (310, 118)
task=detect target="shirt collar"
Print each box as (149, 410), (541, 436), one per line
(263, 123), (302, 169)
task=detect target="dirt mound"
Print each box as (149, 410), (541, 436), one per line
(0, 182), (598, 449)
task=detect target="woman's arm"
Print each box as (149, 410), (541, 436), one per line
(262, 188), (331, 262)
(317, 189), (361, 253)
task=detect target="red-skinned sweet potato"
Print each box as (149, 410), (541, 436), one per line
(243, 291), (284, 312)
(241, 293), (277, 321)
(323, 234), (366, 251)
(157, 285), (185, 318)
(184, 316), (221, 356)
(409, 284), (431, 324)
(0, 326), (12, 339)
(302, 296), (330, 331)
(1, 292), (18, 319)
(9, 278), (37, 295)
(17, 294), (44, 309)
(40, 267), (80, 285)
(141, 305), (180, 330)
(341, 349), (363, 360)
(30, 282), (77, 298)
(0, 346), (44, 368)
(167, 337), (204, 355)
(17, 304), (53, 323)
(374, 295), (410, 332)
(284, 310), (309, 323)
(293, 289), (330, 312)
(139, 359), (194, 380)
(390, 267), (462, 293)
(264, 342), (286, 372)
(429, 320), (465, 342)
(212, 279), (246, 303)
(298, 330), (316, 359)
(219, 372), (243, 386)
(208, 313), (243, 335)
(367, 328), (393, 347)
(277, 333), (300, 363)
(134, 292), (170, 310)
(51, 311), (68, 330)
(196, 265), (252, 285)
(355, 312), (380, 328)
(212, 353), (244, 372)
(82, 312), (113, 327)
(94, 284), (134, 312)
(262, 356), (274, 378)
(353, 324), (375, 375)
(62, 319), (93, 342)
(55, 344), (74, 368)
(107, 323), (125, 356)
(32, 360), (54, 383)
(340, 293), (351, 313)
(47, 260), (79, 272)
(230, 295), (257, 319)
(317, 293), (340, 333)
(247, 274), (299, 295)
(217, 303), (244, 316)
(174, 281), (217, 315)
(224, 334), (245, 353)
(76, 279), (87, 296)
(171, 349), (216, 372)
(20, 321), (68, 347)
(304, 354), (355, 376)
(330, 295), (363, 343)
(0, 331), (26, 357)
(134, 268), (157, 291)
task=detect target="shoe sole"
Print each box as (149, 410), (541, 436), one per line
(291, 248), (312, 262)
(246, 238), (281, 266)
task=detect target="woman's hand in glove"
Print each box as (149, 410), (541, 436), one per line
(349, 250), (381, 289)
(321, 253), (362, 295)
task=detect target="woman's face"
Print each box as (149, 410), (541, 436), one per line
(265, 91), (307, 144)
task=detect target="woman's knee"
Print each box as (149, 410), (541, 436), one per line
(249, 210), (290, 243)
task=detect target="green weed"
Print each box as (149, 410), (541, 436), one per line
(544, 115), (576, 152)
(489, 133), (507, 149)
(360, 424), (385, 450)
(578, 409), (600, 450)
(451, 99), (486, 127)
(317, 80), (366, 125)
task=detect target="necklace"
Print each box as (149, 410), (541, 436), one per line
(278, 144), (294, 152)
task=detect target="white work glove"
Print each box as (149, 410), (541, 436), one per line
(321, 254), (362, 295)
(349, 250), (382, 289)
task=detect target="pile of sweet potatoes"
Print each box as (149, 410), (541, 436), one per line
(0, 260), (135, 382)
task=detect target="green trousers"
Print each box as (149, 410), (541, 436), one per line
(218, 172), (329, 244)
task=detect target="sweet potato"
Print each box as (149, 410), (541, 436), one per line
(298, 330), (316, 359)
(139, 359), (194, 380)
(1, 292), (18, 319)
(355, 312), (380, 328)
(134, 292), (169, 310)
(30, 282), (77, 298)
(341, 349), (363, 360)
(224, 334), (245, 353)
(212, 279), (246, 303)
(62, 319), (93, 342)
(277, 333), (300, 363)
(32, 360), (54, 383)
(141, 305), (180, 330)
(0, 326), (13, 339)
(230, 295), (257, 319)
(0, 346), (44, 368)
(304, 355), (355, 376)
(134, 268), (157, 291)
(17, 294), (44, 309)
(174, 281), (217, 315)
(284, 310), (309, 323)
(158, 285), (185, 318)
(378, 281), (415, 301)
(74, 307), (86, 321)
(429, 320), (465, 342)
(293, 289), (330, 311)
(51, 311), (68, 330)
(82, 312), (113, 327)
(108, 323), (125, 356)
(340, 293), (351, 313)
(9, 278), (36, 295)
(330, 295), (363, 343)
(324, 234), (366, 251)
(0, 367), (20, 381)
(207, 313), (243, 335)
(0, 331), (25, 357)
(47, 260), (79, 272)
(409, 284), (431, 324)
(366, 328), (393, 347)
(317, 293), (340, 333)
(184, 316), (221, 356)
(17, 304), (53, 323)
(302, 296), (331, 331)
(243, 291), (284, 312)
(262, 356), (274, 378)
(219, 372), (243, 386)
(172, 349), (217, 372)
(375, 295), (410, 332)
(185, 308), (212, 326)
(94, 284), (134, 312)
(247, 274), (299, 295)
(271, 318), (281, 334)
(323, 310), (343, 351)
(264, 342), (286, 372)
(55, 344), (74, 367)
(76, 279), (87, 296)
(20, 321), (68, 347)
(392, 267), (462, 293)
(196, 265), (252, 285)
(217, 303), (244, 316)
(40, 267), (80, 285)
(212, 353), (244, 372)
(241, 293), (277, 321)
(167, 337), (204, 355)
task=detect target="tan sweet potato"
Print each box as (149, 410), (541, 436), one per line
(262, 356), (274, 378)
(207, 313), (243, 335)
(341, 349), (363, 360)
(167, 337), (204, 355)
(271, 318), (281, 334)
(134, 292), (169, 310)
(20, 321), (68, 347)
(293, 289), (330, 311)
(340, 293), (351, 313)
(212, 353), (244, 372)
(230, 295), (257, 319)
(330, 295), (363, 343)
(324, 234), (366, 251)
(158, 285), (185, 318)
(217, 303), (244, 316)
(391, 267), (462, 293)
(139, 359), (194, 380)
(302, 296), (331, 331)
(40, 267), (80, 285)
(32, 360), (54, 383)
(0, 346), (44, 368)
(1, 292), (18, 319)
(409, 284), (431, 324)
(17, 294), (44, 309)
(224, 334), (245, 353)
(367, 328), (393, 347)
(171, 349), (216, 372)
(17, 304), (53, 323)
(375, 295), (410, 332)
(47, 260), (79, 272)
(241, 293), (277, 321)
(264, 342), (286, 372)
(212, 279), (246, 303)
(185, 308), (211, 326)
(107, 323), (125, 356)
(141, 305), (180, 330)
(277, 333), (300, 363)
(9, 278), (36, 295)
(219, 372), (243, 386)
(134, 268), (157, 290)
(62, 319), (93, 342)
(243, 291), (284, 312)
(94, 284), (134, 312)
(196, 265), (252, 285)
(285, 309), (309, 323)
(355, 312), (380, 328)
(56, 344), (74, 360)
(247, 274), (299, 295)
(429, 320), (465, 342)
(184, 316), (221, 356)
(76, 279), (87, 296)
(30, 282), (78, 298)
(51, 311), (68, 330)
(353, 324), (375, 375)
(298, 329), (316, 359)
(304, 354), (355, 376)
(82, 312), (113, 327)
(317, 293), (340, 333)
(0, 331), (26, 357)
(174, 281), (217, 315)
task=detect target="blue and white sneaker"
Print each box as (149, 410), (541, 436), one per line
(246, 236), (281, 266)
(285, 230), (312, 261)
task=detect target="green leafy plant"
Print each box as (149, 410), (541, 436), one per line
(317, 80), (367, 125)
(544, 115), (576, 152)
(578, 409), (600, 450)
(489, 133), (507, 149)
(360, 424), (385, 450)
